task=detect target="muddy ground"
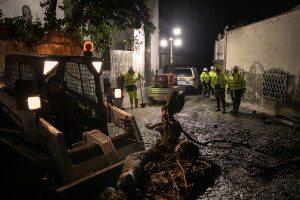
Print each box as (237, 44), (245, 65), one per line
(121, 94), (300, 199)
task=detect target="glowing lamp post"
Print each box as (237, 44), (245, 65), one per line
(160, 28), (182, 65)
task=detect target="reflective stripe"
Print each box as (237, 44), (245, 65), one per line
(211, 73), (228, 90)
(228, 73), (246, 91)
(200, 72), (211, 83)
(209, 71), (215, 78)
(124, 72), (138, 86)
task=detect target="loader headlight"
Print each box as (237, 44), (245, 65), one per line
(114, 89), (122, 98)
(92, 61), (103, 73)
(108, 88), (123, 99)
(43, 61), (59, 75)
(27, 96), (41, 110)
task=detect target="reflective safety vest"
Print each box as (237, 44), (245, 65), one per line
(211, 73), (228, 91)
(124, 72), (139, 87)
(209, 70), (215, 78)
(200, 72), (211, 83)
(228, 72), (246, 91)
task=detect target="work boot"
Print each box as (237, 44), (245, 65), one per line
(135, 98), (139, 108)
(130, 98), (134, 109)
(230, 102), (236, 113)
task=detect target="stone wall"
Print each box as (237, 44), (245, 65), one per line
(225, 9), (300, 119)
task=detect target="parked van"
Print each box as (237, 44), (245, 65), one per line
(174, 67), (201, 93)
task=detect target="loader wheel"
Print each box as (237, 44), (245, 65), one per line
(10, 170), (66, 200)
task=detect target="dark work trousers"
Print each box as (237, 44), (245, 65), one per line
(210, 84), (215, 95)
(215, 90), (226, 110)
(230, 90), (242, 112)
(202, 81), (210, 97)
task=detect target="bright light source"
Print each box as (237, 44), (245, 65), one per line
(174, 39), (182, 46)
(27, 96), (41, 110)
(43, 61), (58, 75)
(173, 28), (181, 35)
(114, 89), (122, 98)
(92, 62), (102, 73)
(160, 39), (168, 47)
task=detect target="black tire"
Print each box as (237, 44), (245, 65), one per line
(10, 170), (66, 200)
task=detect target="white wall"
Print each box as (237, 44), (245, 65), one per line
(133, 28), (145, 75)
(0, 0), (64, 23)
(225, 9), (300, 118)
(150, 0), (159, 75)
(226, 9), (300, 76)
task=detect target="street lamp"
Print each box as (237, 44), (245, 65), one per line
(160, 28), (182, 65)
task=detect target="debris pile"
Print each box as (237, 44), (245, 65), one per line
(100, 91), (220, 200)
(143, 142), (220, 200)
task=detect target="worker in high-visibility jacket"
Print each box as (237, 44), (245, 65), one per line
(211, 66), (228, 113)
(227, 66), (246, 114)
(200, 68), (211, 98)
(209, 66), (216, 96)
(123, 66), (140, 108)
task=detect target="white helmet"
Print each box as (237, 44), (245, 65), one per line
(211, 66), (215, 70)
(203, 68), (208, 72)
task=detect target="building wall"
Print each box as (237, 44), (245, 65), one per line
(133, 29), (145, 77)
(0, 0), (64, 23)
(225, 9), (300, 118)
(149, 0), (159, 84)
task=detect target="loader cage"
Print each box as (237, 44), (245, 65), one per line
(4, 54), (109, 133)
(63, 62), (98, 117)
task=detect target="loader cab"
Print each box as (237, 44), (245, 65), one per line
(4, 54), (109, 134)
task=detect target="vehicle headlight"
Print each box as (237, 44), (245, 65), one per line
(92, 62), (102, 73)
(27, 96), (41, 110)
(43, 61), (58, 75)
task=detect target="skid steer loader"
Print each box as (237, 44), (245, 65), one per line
(0, 51), (144, 199)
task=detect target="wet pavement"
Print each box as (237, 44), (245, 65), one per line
(123, 94), (300, 200)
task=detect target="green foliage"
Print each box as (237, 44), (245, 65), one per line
(0, 9), (4, 23)
(4, 17), (44, 49)
(40, 0), (65, 31)
(41, 0), (156, 54)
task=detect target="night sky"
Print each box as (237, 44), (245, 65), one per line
(159, 0), (300, 69)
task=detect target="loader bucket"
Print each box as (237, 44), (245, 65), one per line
(57, 161), (124, 200)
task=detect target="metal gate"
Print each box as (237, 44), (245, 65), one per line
(262, 68), (287, 101)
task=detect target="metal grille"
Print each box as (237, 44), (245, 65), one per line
(64, 62), (97, 115)
(5, 62), (35, 91)
(262, 68), (287, 101)
(20, 64), (35, 80)
(5, 62), (19, 89)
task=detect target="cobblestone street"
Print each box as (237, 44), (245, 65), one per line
(123, 94), (300, 199)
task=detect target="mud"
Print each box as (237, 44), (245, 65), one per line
(124, 94), (300, 199)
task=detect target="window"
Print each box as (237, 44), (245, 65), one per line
(22, 6), (32, 22)
(174, 68), (193, 77)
